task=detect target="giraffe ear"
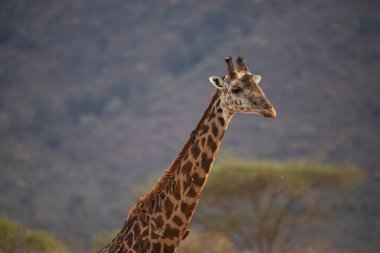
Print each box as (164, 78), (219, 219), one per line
(209, 76), (224, 89)
(253, 75), (262, 83)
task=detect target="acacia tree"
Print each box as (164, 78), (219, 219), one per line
(0, 216), (69, 253)
(196, 159), (364, 253)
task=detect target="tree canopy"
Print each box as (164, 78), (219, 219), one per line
(196, 159), (364, 253)
(0, 216), (69, 253)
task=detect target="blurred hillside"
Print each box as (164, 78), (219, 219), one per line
(0, 0), (379, 252)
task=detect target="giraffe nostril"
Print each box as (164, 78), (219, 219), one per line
(263, 102), (273, 109)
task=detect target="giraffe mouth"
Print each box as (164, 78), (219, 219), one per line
(261, 107), (277, 118)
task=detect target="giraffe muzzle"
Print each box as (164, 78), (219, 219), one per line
(261, 105), (277, 118)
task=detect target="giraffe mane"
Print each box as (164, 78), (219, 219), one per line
(131, 89), (221, 213)
(159, 89), (220, 182)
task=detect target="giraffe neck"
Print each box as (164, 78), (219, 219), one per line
(166, 89), (231, 217)
(147, 89), (232, 249)
(98, 90), (233, 253)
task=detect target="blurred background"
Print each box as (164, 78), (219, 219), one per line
(0, 0), (379, 252)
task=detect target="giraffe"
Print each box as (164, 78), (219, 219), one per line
(98, 56), (276, 253)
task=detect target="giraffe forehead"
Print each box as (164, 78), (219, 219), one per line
(229, 76), (261, 93)
(240, 74), (253, 83)
(229, 74), (253, 86)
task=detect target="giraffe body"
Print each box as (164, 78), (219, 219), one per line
(98, 57), (276, 253)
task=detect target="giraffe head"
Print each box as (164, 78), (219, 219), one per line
(209, 56), (276, 118)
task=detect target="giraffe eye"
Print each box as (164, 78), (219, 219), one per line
(231, 86), (243, 94)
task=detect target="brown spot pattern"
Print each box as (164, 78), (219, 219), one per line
(153, 197), (162, 213)
(181, 161), (193, 174)
(152, 242), (161, 253)
(211, 122), (218, 137)
(200, 125), (209, 135)
(164, 198), (174, 219)
(180, 202), (197, 219)
(172, 215), (183, 226)
(173, 181), (181, 201)
(191, 141), (201, 159)
(201, 137), (206, 147)
(142, 227), (149, 237)
(207, 135), (217, 152)
(218, 117), (225, 126)
(192, 173), (206, 187)
(133, 223), (141, 236)
(150, 228), (159, 240)
(163, 244), (175, 253)
(201, 153), (213, 173)
(155, 215), (164, 229)
(164, 224), (180, 240)
(126, 233), (133, 248)
(186, 187), (197, 198)
(208, 110), (216, 120)
(182, 174), (192, 193)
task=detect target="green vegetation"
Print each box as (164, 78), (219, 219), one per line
(94, 159), (363, 253)
(0, 216), (69, 253)
(195, 159), (364, 253)
(0, 216), (19, 253)
(179, 231), (236, 253)
(91, 229), (119, 252)
(205, 159), (364, 197)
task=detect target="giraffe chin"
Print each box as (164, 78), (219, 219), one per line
(261, 108), (277, 118)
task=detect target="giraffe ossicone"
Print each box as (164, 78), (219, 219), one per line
(98, 56), (276, 253)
